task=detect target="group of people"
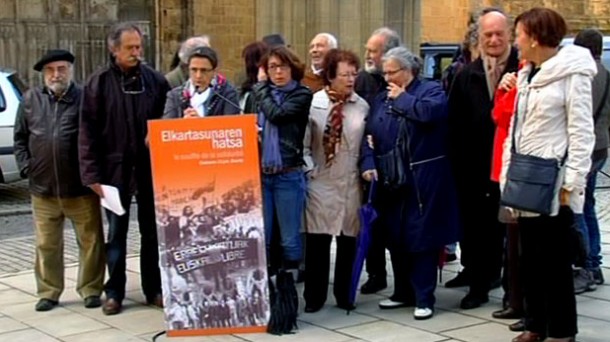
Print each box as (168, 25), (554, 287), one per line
(12, 6), (608, 342)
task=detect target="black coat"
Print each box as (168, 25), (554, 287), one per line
(252, 81), (312, 168)
(13, 83), (90, 197)
(355, 70), (387, 106)
(447, 48), (519, 197)
(79, 61), (170, 191)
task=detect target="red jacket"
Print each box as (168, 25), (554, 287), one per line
(491, 86), (517, 182)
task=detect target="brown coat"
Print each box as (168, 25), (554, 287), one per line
(302, 68), (325, 93)
(303, 90), (369, 237)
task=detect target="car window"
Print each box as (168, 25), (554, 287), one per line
(8, 73), (26, 100)
(0, 85), (6, 112)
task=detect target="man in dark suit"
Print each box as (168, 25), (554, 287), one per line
(447, 8), (519, 309)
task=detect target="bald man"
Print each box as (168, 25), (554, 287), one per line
(447, 8), (519, 310)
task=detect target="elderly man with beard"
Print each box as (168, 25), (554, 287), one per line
(354, 27), (402, 302)
(79, 22), (170, 315)
(14, 50), (105, 312)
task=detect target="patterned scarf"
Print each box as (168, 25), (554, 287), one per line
(259, 80), (299, 173)
(322, 86), (349, 166)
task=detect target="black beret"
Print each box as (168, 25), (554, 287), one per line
(262, 34), (287, 47)
(33, 49), (75, 72)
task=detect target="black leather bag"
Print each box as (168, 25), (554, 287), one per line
(376, 118), (408, 189)
(500, 152), (560, 215)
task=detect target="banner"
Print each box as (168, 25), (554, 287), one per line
(148, 115), (269, 337)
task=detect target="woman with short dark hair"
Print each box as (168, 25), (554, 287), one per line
(253, 46), (312, 275)
(163, 46), (240, 118)
(505, 8), (596, 342)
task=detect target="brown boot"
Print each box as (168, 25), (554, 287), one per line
(543, 338), (575, 342)
(512, 331), (543, 342)
(102, 298), (122, 315)
(147, 294), (164, 308)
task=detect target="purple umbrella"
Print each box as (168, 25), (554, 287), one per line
(348, 179), (378, 308)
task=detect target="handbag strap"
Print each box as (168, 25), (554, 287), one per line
(593, 69), (610, 123)
(511, 84), (567, 164)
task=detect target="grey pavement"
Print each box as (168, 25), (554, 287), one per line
(0, 181), (609, 341)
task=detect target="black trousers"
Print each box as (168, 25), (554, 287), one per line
(104, 177), (161, 302)
(459, 183), (505, 295)
(505, 223), (523, 311)
(364, 218), (387, 279)
(519, 209), (577, 338)
(303, 233), (356, 307)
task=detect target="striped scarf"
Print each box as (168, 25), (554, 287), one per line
(322, 86), (349, 166)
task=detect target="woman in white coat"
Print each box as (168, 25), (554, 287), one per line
(302, 49), (369, 313)
(503, 8), (596, 342)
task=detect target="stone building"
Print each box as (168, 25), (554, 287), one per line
(1, 0), (609, 87)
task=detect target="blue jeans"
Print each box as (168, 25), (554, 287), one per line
(262, 170), (305, 264)
(575, 156), (606, 269)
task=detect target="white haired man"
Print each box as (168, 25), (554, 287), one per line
(14, 50), (106, 312)
(302, 32), (338, 92)
(166, 35), (211, 88)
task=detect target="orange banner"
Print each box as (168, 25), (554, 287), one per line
(148, 115), (269, 336)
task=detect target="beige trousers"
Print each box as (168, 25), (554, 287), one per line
(32, 194), (105, 300)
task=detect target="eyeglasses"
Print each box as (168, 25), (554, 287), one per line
(267, 64), (290, 72)
(382, 68), (404, 77)
(337, 72), (358, 79)
(121, 74), (145, 95)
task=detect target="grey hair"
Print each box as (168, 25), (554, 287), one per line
(107, 22), (142, 49)
(371, 27), (402, 53)
(382, 46), (423, 77)
(178, 35), (211, 64)
(317, 33), (338, 49)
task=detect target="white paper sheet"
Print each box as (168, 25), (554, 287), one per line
(100, 184), (126, 216)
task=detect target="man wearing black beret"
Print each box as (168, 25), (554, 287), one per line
(14, 49), (106, 312)
(79, 22), (170, 315)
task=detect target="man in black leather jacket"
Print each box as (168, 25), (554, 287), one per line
(13, 49), (105, 312)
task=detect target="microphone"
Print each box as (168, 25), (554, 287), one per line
(209, 77), (244, 114)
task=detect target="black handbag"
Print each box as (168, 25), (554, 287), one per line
(500, 107), (563, 215)
(376, 117), (408, 189)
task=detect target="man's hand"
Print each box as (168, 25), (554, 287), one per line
(499, 72), (517, 92)
(362, 169), (378, 182)
(89, 183), (104, 198)
(183, 108), (199, 118)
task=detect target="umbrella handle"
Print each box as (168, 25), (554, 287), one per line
(367, 179), (376, 204)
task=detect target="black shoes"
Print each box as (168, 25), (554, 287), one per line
(591, 267), (605, 285)
(304, 303), (324, 313)
(492, 307), (523, 319)
(84, 295), (102, 309)
(573, 268), (597, 294)
(35, 298), (58, 312)
(460, 293), (489, 309)
(360, 275), (387, 294)
(509, 318), (526, 332)
(445, 271), (469, 288)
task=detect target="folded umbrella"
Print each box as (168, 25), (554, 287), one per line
(348, 180), (378, 309)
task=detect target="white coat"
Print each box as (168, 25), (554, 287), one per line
(501, 45), (597, 215)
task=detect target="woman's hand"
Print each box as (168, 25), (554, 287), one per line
(362, 169), (378, 182)
(257, 67), (268, 82)
(499, 72), (517, 91)
(387, 82), (405, 99)
(183, 107), (199, 118)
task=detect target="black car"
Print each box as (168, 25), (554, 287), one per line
(420, 43), (460, 81)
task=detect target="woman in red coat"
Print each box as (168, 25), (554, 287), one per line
(491, 63), (524, 331)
